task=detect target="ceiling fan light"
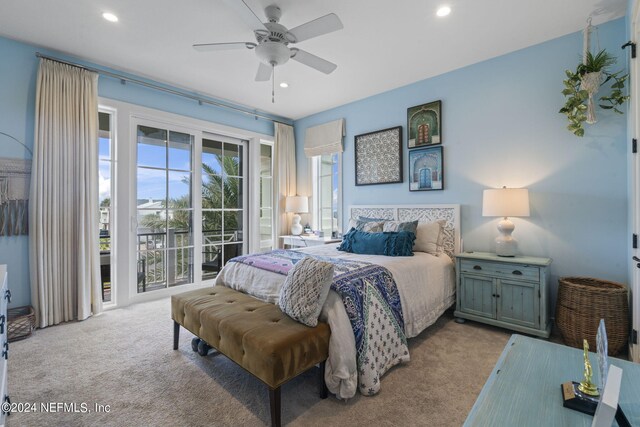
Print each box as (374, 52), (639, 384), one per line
(436, 6), (451, 17)
(255, 42), (291, 66)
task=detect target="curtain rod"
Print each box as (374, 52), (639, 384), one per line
(35, 52), (290, 125)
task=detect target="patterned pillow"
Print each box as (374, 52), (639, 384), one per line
(382, 220), (418, 234)
(278, 257), (334, 327)
(347, 218), (385, 233)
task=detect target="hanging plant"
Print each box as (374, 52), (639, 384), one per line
(559, 21), (629, 137)
(560, 51), (628, 136)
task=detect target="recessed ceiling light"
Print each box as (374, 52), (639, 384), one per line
(279, 82), (289, 88)
(436, 6), (451, 17)
(102, 12), (119, 22)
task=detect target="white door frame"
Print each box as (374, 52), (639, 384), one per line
(98, 97), (272, 308)
(630, 1), (640, 363)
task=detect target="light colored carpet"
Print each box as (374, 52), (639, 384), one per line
(7, 298), (511, 426)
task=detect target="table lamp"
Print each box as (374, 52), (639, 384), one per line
(482, 187), (530, 257)
(285, 195), (308, 236)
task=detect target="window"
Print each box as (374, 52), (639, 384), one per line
(259, 142), (274, 251)
(136, 124), (194, 292)
(98, 110), (114, 302)
(312, 153), (341, 237)
(201, 134), (248, 280)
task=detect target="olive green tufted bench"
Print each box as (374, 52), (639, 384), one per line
(171, 286), (330, 427)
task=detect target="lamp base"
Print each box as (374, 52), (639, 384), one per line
(291, 214), (303, 236)
(495, 218), (517, 257)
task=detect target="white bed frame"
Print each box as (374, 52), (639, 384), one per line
(348, 204), (461, 258)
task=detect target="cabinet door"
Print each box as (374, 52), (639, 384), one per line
(459, 274), (496, 319)
(497, 279), (539, 329)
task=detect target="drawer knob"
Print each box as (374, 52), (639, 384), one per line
(473, 265), (482, 270)
(0, 315), (4, 334)
(512, 270), (523, 275)
(491, 294), (501, 298)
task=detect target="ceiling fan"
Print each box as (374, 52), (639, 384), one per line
(193, 0), (344, 102)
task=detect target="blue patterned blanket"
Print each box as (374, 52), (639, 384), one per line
(230, 250), (409, 395)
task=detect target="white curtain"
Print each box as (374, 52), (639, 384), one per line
(29, 59), (101, 328)
(273, 123), (296, 246)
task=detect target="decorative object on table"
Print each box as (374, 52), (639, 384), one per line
(592, 365), (625, 427)
(407, 100), (441, 148)
(561, 380), (599, 415)
(482, 187), (530, 257)
(560, 339), (600, 415)
(7, 305), (36, 342)
(408, 146), (443, 191)
(578, 339), (599, 397)
(354, 126), (402, 186)
(559, 19), (629, 137)
(285, 195), (308, 236)
(596, 319), (609, 390)
(0, 157), (31, 236)
(555, 277), (629, 356)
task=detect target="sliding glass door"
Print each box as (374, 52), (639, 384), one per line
(136, 124), (194, 293)
(201, 134), (248, 280)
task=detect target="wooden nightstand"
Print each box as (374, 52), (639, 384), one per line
(454, 252), (552, 338)
(279, 235), (341, 249)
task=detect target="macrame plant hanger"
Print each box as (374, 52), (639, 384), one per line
(581, 17), (602, 124)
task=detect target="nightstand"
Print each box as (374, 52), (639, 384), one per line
(454, 252), (552, 338)
(279, 235), (341, 249)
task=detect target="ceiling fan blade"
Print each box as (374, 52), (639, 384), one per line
(222, 0), (267, 32)
(193, 42), (256, 52)
(290, 48), (337, 74)
(255, 62), (272, 81)
(287, 13), (343, 43)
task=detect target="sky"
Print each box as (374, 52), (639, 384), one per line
(98, 135), (241, 206)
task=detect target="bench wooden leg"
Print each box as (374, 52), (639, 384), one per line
(173, 321), (180, 350)
(319, 361), (328, 399)
(269, 386), (281, 427)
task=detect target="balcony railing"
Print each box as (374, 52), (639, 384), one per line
(99, 228), (241, 301)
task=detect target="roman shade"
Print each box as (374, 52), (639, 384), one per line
(304, 118), (345, 157)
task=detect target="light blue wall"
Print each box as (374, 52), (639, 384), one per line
(294, 18), (629, 308)
(0, 35), (286, 308)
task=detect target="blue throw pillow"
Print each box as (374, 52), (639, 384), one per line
(338, 229), (415, 257)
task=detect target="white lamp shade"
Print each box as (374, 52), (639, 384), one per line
(482, 188), (530, 217)
(285, 196), (309, 213)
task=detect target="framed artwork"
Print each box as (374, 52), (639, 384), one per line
(354, 126), (403, 186)
(408, 146), (443, 191)
(407, 100), (441, 148)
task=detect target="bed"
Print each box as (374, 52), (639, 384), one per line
(215, 204), (460, 399)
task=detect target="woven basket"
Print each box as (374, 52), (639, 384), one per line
(7, 306), (35, 342)
(555, 277), (629, 356)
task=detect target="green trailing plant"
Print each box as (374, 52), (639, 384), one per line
(559, 49), (629, 137)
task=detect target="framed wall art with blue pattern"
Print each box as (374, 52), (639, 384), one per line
(408, 146), (443, 191)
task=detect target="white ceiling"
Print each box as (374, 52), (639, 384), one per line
(0, 0), (627, 120)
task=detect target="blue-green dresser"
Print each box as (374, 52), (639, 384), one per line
(454, 252), (552, 338)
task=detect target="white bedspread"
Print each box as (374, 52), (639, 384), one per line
(215, 245), (455, 399)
